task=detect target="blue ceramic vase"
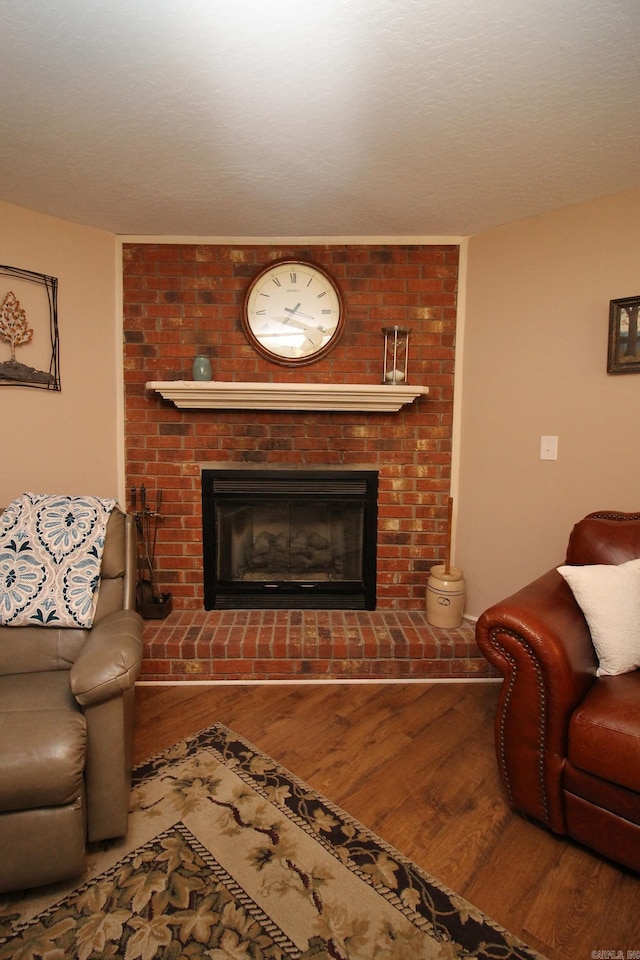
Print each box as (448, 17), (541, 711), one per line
(192, 354), (212, 381)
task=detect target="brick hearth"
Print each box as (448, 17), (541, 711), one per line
(140, 609), (495, 682)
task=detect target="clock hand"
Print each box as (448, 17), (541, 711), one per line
(284, 304), (316, 322)
(282, 302), (302, 325)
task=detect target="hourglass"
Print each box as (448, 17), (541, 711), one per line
(381, 326), (411, 384)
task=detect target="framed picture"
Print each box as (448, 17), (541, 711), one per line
(0, 264), (60, 390)
(608, 295), (640, 374)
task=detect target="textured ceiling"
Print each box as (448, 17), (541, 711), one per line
(1, 0), (639, 238)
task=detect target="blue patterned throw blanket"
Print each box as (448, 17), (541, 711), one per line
(0, 493), (116, 628)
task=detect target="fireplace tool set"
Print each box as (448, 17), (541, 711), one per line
(130, 485), (172, 618)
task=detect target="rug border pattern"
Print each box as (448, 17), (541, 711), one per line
(132, 723), (546, 960)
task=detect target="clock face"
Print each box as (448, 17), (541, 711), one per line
(242, 260), (344, 365)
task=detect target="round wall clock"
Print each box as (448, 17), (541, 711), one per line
(242, 259), (345, 365)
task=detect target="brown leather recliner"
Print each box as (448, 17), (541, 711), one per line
(0, 506), (143, 892)
(476, 510), (640, 873)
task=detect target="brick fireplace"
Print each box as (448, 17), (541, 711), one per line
(122, 242), (459, 615)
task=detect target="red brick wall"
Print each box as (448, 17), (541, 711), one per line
(122, 242), (459, 609)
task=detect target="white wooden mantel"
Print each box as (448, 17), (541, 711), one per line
(146, 380), (429, 413)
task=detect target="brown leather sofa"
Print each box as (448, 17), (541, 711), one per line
(476, 510), (640, 873)
(0, 506), (143, 892)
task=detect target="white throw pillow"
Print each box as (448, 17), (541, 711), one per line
(557, 557), (640, 676)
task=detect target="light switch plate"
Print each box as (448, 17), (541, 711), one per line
(540, 436), (558, 460)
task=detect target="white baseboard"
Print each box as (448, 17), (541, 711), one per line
(136, 677), (500, 687)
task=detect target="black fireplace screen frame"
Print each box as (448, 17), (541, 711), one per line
(202, 469), (378, 610)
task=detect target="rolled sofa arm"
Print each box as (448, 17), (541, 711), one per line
(69, 608), (143, 706)
(476, 568), (598, 833)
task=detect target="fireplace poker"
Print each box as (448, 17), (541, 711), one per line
(139, 484), (158, 603)
(131, 486), (144, 588)
(151, 488), (162, 573)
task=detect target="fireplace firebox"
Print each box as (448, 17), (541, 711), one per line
(202, 469), (378, 609)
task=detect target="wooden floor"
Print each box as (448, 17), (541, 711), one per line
(134, 681), (640, 960)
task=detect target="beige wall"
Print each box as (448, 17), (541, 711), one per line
(0, 201), (121, 507)
(456, 188), (640, 618)
(4, 187), (640, 615)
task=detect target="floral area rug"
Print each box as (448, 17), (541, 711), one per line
(0, 723), (548, 959)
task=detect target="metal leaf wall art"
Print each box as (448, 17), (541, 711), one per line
(0, 264), (60, 390)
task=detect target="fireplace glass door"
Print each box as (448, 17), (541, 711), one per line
(202, 470), (377, 609)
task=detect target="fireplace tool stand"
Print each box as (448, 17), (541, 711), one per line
(130, 485), (172, 619)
